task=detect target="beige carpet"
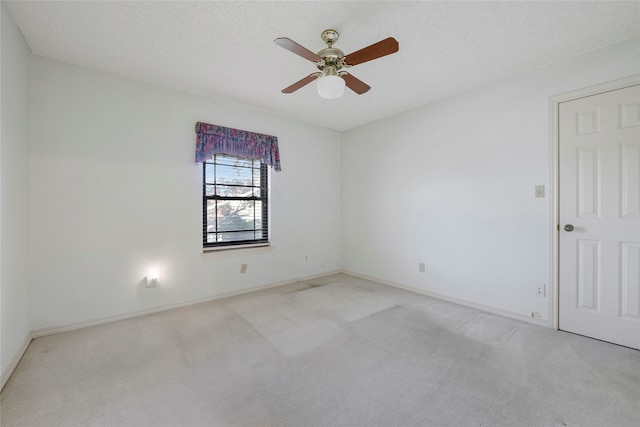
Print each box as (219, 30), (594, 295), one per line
(1, 273), (639, 426)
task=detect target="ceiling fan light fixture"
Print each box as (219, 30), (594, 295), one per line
(275, 30), (398, 97)
(317, 74), (345, 99)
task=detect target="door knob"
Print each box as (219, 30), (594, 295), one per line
(564, 224), (574, 232)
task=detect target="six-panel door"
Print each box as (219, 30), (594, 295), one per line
(559, 84), (640, 349)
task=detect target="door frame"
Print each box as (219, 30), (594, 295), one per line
(548, 74), (640, 330)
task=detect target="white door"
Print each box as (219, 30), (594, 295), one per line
(559, 84), (640, 349)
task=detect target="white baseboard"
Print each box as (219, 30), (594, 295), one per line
(31, 270), (341, 338)
(1, 333), (33, 393)
(341, 270), (549, 327)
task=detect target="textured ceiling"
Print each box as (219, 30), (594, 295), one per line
(6, 1), (640, 131)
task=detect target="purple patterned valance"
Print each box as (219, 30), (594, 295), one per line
(195, 122), (281, 171)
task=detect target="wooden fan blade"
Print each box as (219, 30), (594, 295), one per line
(341, 73), (371, 95)
(282, 73), (320, 93)
(344, 37), (399, 66)
(274, 37), (322, 62)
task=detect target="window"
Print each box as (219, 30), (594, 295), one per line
(203, 154), (269, 249)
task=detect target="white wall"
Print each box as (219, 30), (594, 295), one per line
(13, 23), (640, 341)
(342, 37), (640, 321)
(29, 57), (342, 330)
(1, 2), (31, 377)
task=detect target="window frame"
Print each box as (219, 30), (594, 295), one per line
(202, 154), (269, 251)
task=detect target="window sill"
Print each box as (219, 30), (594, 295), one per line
(201, 243), (272, 259)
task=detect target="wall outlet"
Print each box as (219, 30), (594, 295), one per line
(240, 264), (247, 274)
(531, 311), (542, 320)
(535, 283), (546, 297)
(419, 262), (425, 273)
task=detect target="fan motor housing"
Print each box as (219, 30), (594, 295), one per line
(317, 48), (345, 73)
(317, 47), (344, 61)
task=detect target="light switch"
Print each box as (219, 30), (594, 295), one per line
(535, 185), (545, 198)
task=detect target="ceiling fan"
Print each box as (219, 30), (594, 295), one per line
(274, 29), (399, 99)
